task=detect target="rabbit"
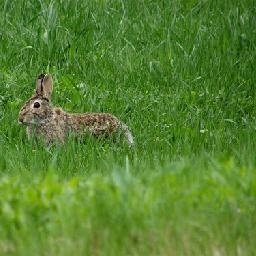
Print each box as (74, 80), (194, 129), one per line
(18, 74), (134, 146)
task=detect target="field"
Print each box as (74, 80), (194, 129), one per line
(0, 0), (256, 255)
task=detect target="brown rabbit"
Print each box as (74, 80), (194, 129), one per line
(18, 74), (134, 146)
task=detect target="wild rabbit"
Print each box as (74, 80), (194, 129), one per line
(18, 74), (134, 146)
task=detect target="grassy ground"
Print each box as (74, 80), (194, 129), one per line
(0, 0), (256, 255)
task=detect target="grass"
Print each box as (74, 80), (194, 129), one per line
(0, 0), (256, 255)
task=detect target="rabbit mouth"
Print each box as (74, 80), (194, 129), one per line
(19, 120), (34, 126)
(19, 119), (42, 126)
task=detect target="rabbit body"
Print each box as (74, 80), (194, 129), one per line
(19, 74), (134, 145)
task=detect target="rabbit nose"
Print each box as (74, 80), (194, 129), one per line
(19, 116), (24, 123)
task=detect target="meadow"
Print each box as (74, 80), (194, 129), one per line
(0, 0), (256, 255)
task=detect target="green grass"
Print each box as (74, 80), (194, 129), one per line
(0, 0), (256, 255)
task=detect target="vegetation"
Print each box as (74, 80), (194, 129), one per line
(0, 0), (255, 255)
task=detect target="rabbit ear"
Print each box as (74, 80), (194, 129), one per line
(35, 74), (45, 96)
(42, 74), (53, 99)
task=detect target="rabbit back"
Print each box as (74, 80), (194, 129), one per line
(65, 112), (134, 145)
(66, 112), (122, 136)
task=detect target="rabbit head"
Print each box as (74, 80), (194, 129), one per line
(19, 74), (54, 125)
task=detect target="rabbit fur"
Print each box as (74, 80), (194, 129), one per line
(18, 74), (134, 146)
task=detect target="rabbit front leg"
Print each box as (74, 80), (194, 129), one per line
(26, 126), (39, 141)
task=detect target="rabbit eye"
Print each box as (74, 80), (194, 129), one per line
(33, 102), (41, 108)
